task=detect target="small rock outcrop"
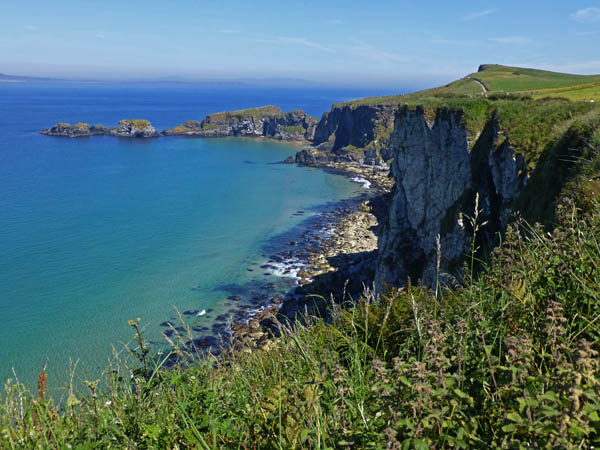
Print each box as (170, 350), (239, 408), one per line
(294, 147), (332, 166)
(108, 119), (159, 138)
(375, 106), (527, 288)
(41, 120), (158, 138)
(163, 106), (318, 141)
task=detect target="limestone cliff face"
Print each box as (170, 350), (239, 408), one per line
(163, 106), (318, 141)
(309, 103), (397, 164)
(375, 106), (527, 288)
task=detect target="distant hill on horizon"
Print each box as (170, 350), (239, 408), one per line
(0, 72), (330, 87)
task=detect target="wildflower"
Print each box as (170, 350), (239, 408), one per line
(371, 358), (387, 382)
(384, 427), (401, 450)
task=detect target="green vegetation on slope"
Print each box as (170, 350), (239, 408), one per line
(119, 119), (151, 128)
(204, 105), (284, 124)
(334, 95), (597, 168)
(282, 125), (305, 135)
(474, 64), (600, 93)
(336, 64), (600, 109)
(331, 65), (600, 167)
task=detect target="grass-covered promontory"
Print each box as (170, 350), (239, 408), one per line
(337, 64), (600, 108)
(203, 105), (286, 125)
(4, 66), (600, 448)
(330, 64), (600, 166)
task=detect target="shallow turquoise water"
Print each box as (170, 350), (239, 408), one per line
(0, 82), (387, 390)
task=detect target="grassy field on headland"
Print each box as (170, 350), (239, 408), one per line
(328, 64), (600, 170)
(3, 65), (600, 449)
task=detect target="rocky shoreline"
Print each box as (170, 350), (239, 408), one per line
(226, 161), (393, 353)
(158, 160), (392, 359)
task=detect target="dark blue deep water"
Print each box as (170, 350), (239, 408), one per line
(0, 81), (398, 390)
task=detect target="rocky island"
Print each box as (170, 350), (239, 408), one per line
(41, 106), (317, 142)
(41, 119), (159, 138)
(163, 105), (318, 141)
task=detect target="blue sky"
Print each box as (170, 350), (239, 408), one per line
(1, 1), (599, 87)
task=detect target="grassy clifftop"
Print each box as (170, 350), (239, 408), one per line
(473, 64), (600, 96)
(331, 65), (600, 168)
(338, 64), (600, 108)
(204, 105), (284, 123)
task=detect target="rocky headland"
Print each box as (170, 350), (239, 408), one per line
(292, 100), (528, 290)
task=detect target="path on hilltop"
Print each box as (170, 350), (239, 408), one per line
(469, 77), (488, 93)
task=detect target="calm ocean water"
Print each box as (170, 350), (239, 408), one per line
(0, 81), (398, 390)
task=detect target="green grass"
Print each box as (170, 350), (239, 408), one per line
(332, 65), (600, 165)
(530, 83), (600, 102)
(205, 105), (284, 123)
(336, 64), (600, 109)
(119, 119), (152, 128)
(282, 125), (305, 135)
(474, 64), (600, 92)
(332, 94), (599, 167)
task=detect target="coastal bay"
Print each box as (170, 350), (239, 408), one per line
(0, 81), (393, 390)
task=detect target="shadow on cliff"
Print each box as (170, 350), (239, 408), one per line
(515, 122), (597, 228)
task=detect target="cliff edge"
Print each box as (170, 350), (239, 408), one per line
(375, 106), (526, 288)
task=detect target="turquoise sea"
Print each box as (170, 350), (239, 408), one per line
(0, 81), (397, 391)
